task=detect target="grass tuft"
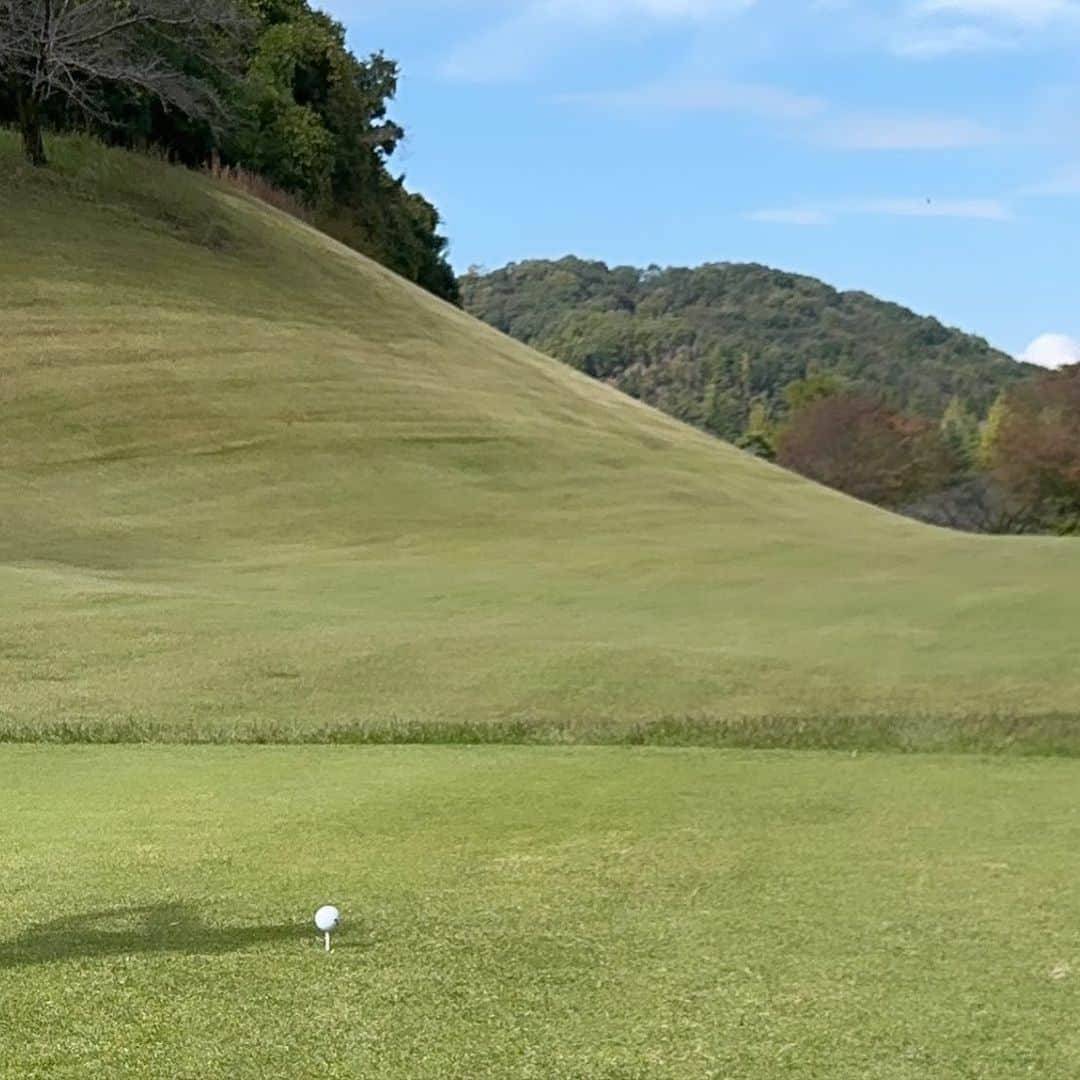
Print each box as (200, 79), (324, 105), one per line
(203, 156), (314, 226)
(3, 712), (1080, 757)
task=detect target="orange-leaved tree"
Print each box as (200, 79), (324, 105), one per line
(987, 366), (1080, 534)
(776, 393), (954, 509)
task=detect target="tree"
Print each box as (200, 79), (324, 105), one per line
(978, 390), (1010, 469)
(225, 8), (459, 302)
(0, 0), (243, 165)
(459, 257), (1031, 462)
(901, 475), (1039, 535)
(703, 382), (745, 442)
(988, 366), (1080, 533)
(0, 0), (460, 301)
(783, 372), (842, 413)
(776, 394), (952, 508)
(939, 395), (980, 474)
(736, 399), (776, 460)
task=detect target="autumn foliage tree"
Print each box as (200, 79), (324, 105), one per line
(986, 365), (1080, 533)
(776, 393), (954, 509)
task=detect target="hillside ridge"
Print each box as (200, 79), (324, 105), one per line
(460, 256), (1033, 444)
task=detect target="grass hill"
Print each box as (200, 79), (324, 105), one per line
(459, 258), (1033, 441)
(2, 132), (1079, 745)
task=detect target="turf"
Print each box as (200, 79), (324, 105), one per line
(2, 130), (1080, 743)
(3, 745), (1080, 1078)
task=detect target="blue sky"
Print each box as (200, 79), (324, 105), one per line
(326, 0), (1080, 364)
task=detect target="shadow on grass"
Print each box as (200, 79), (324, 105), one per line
(0, 903), (304, 969)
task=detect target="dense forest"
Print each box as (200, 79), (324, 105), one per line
(0, 0), (458, 300)
(460, 258), (1030, 436)
(461, 258), (1080, 534)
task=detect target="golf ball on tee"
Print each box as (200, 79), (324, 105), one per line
(314, 905), (340, 932)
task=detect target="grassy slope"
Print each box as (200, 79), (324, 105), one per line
(4, 746), (1080, 1078)
(2, 132), (1079, 742)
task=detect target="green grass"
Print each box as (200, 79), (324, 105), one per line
(4, 134), (1080, 1076)
(3, 745), (1080, 1078)
(2, 129), (1080, 744)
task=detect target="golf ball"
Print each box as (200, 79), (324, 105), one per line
(314, 905), (340, 932)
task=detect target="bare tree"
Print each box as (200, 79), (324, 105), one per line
(0, 0), (244, 165)
(901, 476), (1040, 535)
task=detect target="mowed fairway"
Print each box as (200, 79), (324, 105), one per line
(2, 746), (1080, 1078)
(2, 133), (1080, 741)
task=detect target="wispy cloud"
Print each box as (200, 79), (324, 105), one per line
(558, 78), (996, 152)
(552, 79), (824, 120)
(1024, 164), (1080, 194)
(436, 0), (1080, 82)
(915, 0), (1080, 25)
(745, 208), (832, 225)
(856, 196), (1010, 218)
(544, 0), (756, 17)
(745, 196), (1011, 225)
(886, 0), (1080, 59)
(441, 0), (757, 82)
(814, 112), (997, 150)
(890, 24), (1008, 57)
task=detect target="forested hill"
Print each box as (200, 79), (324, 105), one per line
(460, 258), (1033, 441)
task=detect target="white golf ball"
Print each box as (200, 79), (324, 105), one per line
(314, 905), (340, 932)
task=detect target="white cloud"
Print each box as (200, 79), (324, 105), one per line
(815, 112), (996, 150)
(558, 78), (993, 152)
(889, 0), (1080, 60)
(745, 208), (833, 225)
(855, 196), (1010, 218)
(434, 0), (1080, 81)
(745, 196), (1011, 224)
(1025, 164), (1080, 195)
(890, 24), (1006, 56)
(545, 0), (753, 15)
(441, 0), (757, 82)
(553, 79), (825, 120)
(1020, 333), (1080, 368)
(915, 0), (1080, 24)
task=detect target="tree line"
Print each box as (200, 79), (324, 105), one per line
(756, 371), (1080, 535)
(461, 258), (1077, 534)
(0, 0), (459, 301)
